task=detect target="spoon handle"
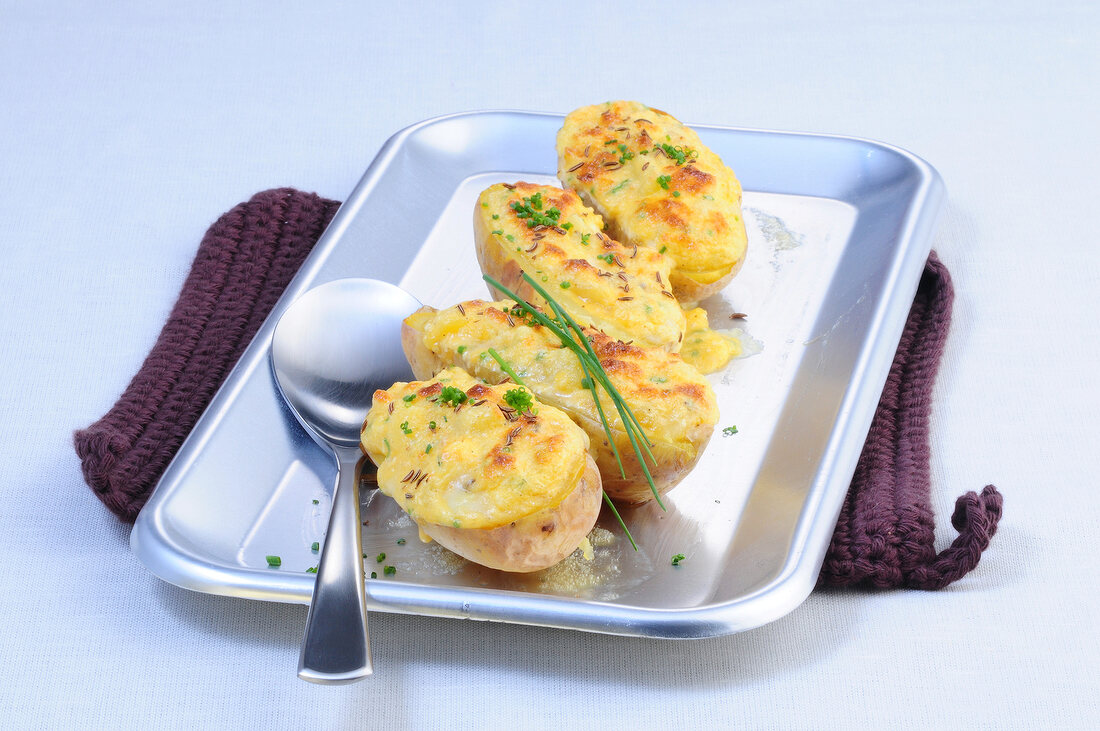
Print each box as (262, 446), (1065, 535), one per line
(298, 450), (372, 683)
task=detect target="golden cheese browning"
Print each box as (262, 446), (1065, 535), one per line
(361, 367), (589, 529)
(402, 301), (719, 503)
(557, 101), (748, 304)
(474, 182), (686, 352)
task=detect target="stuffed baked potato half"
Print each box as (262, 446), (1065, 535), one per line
(361, 367), (601, 572)
(474, 182), (685, 352)
(557, 100), (748, 304)
(402, 301), (719, 504)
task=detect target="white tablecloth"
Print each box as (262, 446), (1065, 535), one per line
(2, 1), (1097, 728)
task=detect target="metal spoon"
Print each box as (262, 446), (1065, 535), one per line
(270, 278), (421, 684)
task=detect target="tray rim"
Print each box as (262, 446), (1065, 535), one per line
(131, 109), (944, 638)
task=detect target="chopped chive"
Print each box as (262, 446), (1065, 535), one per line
(656, 142), (689, 165)
(306, 566), (317, 573)
(311, 542), (319, 552)
(672, 190), (681, 197)
(265, 555), (281, 567)
(659, 246), (668, 254)
(481, 201), (489, 207)
(425, 444), (432, 454)
(503, 387), (534, 413)
(671, 553), (685, 566)
(609, 179), (630, 194)
(370, 571), (377, 579)
(510, 193), (561, 228)
(403, 394), (416, 403)
(722, 425), (739, 436)
(396, 538), (406, 545)
(491, 213), (499, 219)
(376, 552), (386, 563)
(560, 281), (571, 289)
(457, 345), (467, 354)
(384, 565), (396, 576)
(439, 386), (467, 406)
(491, 229), (503, 235)
(562, 222), (573, 230)
(311, 499), (319, 505)
(657, 175), (671, 190)
(580, 233), (591, 245)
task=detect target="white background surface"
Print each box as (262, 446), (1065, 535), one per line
(1, 1), (1097, 728)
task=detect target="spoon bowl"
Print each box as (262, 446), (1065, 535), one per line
(270, 277), (421, 683)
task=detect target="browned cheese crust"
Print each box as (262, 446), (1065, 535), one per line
(474, 182), (685, 352)
(557, 101), (748, 304)
(402, 301), (719, 504)
(361, 367), (601, 572)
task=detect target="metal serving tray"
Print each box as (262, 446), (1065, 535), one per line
(131, 111), (943, 638)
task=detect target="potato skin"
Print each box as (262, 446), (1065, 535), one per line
(361, 368), (601, 572)
(418, 455), (601, 572)
(402, 301), (719, 504)
(473, 182), (685, 352)
(401, 314), (448, 378)
(557, 101), (748, 304)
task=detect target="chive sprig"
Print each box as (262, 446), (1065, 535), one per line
(483, 272), (666, 549)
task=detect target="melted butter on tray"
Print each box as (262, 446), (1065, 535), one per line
(679, 307), (742, 374)
(519, 527), (620, 596)
(749, 207), (804, 252)
(389, 523), (639, 600)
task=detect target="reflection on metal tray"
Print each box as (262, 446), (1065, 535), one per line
(131, 111), (943, 638)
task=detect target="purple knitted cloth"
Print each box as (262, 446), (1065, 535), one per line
(74, 188), (1002, 589)
(818, 253), (1002, 589)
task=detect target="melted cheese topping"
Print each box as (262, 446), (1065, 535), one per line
(361, 367), (589, 530)
(405, 301), (718, 455)
(557, 101), (748, 294)
(679, 307), (742, 375)
(476, 182), (685, 351)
